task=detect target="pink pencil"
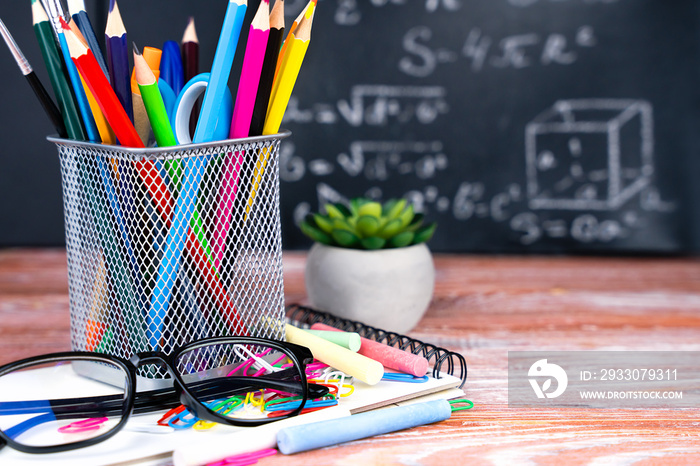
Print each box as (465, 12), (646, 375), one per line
(213, 0), (270, 268)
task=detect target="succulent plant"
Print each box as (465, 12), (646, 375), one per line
(299, 198), (437, 250)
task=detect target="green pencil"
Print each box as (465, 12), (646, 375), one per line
(32, 0), (85, 140)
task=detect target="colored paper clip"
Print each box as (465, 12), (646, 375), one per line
(449, 399), (474, 411)
(382, 372), (429, 383)
(194, 396), (244, 431)
(265, 396), (338, 412)
(158, 405), (186, 426)
(207, 448), (277, 466)
(57, 417), (108, 434)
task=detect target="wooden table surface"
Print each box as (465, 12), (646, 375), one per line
(1, 249), (700, 465)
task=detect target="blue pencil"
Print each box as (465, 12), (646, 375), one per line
(148, 0), (248, 350)
(67, 0), (109, 77)
(44, 0), (100, 142)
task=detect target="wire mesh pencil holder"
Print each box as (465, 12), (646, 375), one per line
(49, 131), (290, 382)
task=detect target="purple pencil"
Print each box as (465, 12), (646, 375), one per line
(211, 0), (271, 268)
(105, 0), (133, 123)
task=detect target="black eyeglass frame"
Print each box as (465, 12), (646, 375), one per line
(0, 336), (315, 454)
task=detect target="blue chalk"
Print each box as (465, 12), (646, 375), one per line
(276, 399), (452, 455)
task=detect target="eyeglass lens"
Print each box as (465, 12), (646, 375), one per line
(0, 359), (129, 448)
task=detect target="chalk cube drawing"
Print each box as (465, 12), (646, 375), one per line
(525, 99), (654, 210)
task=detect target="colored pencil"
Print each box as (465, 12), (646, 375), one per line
(67, 0), (109, 77)
(249, 0), (285, 137)
(29, 2), (80, 139)
(181, 16), (199, 136)
(211, 0), (270, 269)
(105, 0), (134, 124)
(265, 12), (312, 133)
(150, 0), (248, 350)
(134, 45), (176, 148)
(67, 19), (116, 144)
(131, 46), (162, 145)
(44, 0), (100, 142)
(65, 20), (142, 147)
(160, 40), (184, 96)
(274, 0), (314, 84)
(246, 11), (313, 218)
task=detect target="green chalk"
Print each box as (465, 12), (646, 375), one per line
(306, 329), (361, 352)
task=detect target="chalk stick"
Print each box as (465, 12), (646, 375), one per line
(311, 323), (430, 377)
(277, 399), (452, 454)
(285, 324), (384, 385)
(305, 329), (361, 351)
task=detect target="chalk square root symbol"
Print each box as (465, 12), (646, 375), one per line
(525, 99), (654, 211)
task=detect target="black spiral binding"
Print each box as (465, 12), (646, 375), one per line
(286, 304), (468, 388)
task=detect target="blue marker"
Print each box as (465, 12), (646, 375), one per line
(148, 0), (248, 350)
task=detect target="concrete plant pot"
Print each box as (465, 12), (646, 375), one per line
(305, 242), (435, 334)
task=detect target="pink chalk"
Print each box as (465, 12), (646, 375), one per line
(310, 323), (429, 377)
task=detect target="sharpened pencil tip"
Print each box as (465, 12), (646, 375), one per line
(59, 16), (70, 31)
(109, 0), (116, 12)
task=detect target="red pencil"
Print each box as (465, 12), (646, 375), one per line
(61, 18), (142, 148)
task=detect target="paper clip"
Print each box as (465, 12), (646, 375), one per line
(265, 396), (338, 412)
(381, 373), (429, 383)
(449, 399), (474, 411)
(58, 417), (108, 434)
(206, 447), (277, 466)
(157, 405), (186, 426)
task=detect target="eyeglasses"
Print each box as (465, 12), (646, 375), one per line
(0, 336), (328, 454)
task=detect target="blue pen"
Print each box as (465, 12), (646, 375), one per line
(148, 0), (248, 350)
(160, 40), (184, 95)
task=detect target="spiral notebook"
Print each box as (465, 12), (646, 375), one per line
(286, 303), (468, 388)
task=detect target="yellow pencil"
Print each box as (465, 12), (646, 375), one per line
(273, 0), (314, 83)
(245, 12), (313, 218)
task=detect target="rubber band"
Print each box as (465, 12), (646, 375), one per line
(58, 417), (108, 434)
(449, 399), (474, 411)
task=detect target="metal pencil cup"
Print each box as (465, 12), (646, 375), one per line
(49, 132), (290, 381)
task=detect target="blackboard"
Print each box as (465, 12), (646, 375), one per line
(1, 0), (699, 253)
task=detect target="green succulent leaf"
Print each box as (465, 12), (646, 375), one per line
(324, 203), (345, 220)
(397, 204), (415, 228)
(360, 236), (387, 250)
(383, 198), (407, 219)
(378, 218), (403, 239)
(332, 218), (355, 233)
(334, 202), (352, 217)
(349, 197), (371, 216)
(413, 222), (437, 244)
(406, 213), (425, 232)
(332, 229), (360, 247)
(357, 201), (382, 218)
(356, 215), (381, 237)
(312, 214), (334, 234)
(388, 231), (415, 248)
(300, 220), (333, 245)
